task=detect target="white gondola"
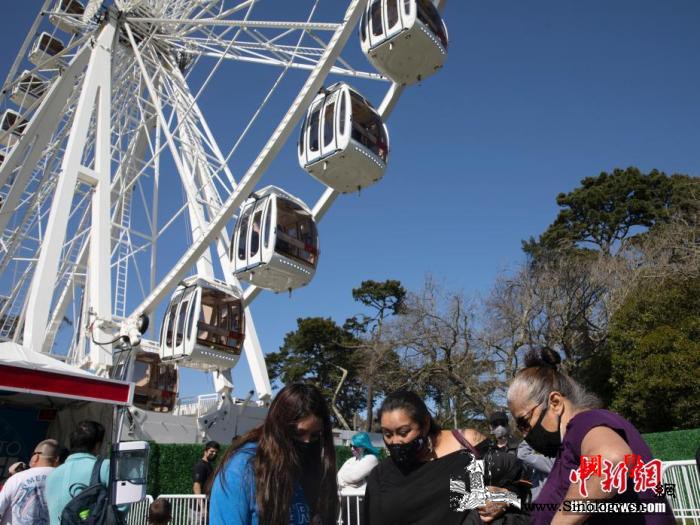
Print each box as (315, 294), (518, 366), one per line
(232, 186), (319, 291)
(28, 32), (65, 66)
(10, 71), (48, 109)
(49, 0), (85, 33)
(0, 110), (27, 147)
(132, 350), (178, 412)
(360, 0), (448, 85)
(298, 83), (389, 193)
(160, 276), (245, 370)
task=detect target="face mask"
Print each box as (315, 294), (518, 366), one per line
(492, 425), (508, 440)
(351, 447), (363, 460)
(295, 439), (321, 464)
(386, 435), (426, 471)
(525, 405), (562, 458)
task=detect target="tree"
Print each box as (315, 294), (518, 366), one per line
(345, 279), (407, 431)
(387, 277), (498, 427)
(266, 317), (365, 427)
(607, 277), (700, 432)
(523, 168), (696, 257)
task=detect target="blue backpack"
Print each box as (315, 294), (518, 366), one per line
(60, 458), (126, 524)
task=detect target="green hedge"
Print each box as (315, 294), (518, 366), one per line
(148, 443), (386, 495)
(147, 429), (697, 495)
(642, 428), (700, 461)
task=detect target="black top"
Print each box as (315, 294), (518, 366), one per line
(363, 448), (480, 525)
(192, 459), (214, 487)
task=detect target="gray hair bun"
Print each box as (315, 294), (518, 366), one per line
(524, 346), (561, 369)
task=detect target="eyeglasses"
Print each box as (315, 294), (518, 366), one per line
(515, 403), (541, 433)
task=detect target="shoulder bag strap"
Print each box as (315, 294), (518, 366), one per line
(451, 429), (481, 459)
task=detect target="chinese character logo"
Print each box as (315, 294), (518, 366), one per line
(569, 455), (664, 497)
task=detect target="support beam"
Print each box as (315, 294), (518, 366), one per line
(23, 22), (116, 359)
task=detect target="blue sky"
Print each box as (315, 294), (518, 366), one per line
(1, 1), (699, 400)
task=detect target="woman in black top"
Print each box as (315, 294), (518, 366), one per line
(363, 391), (528, 525)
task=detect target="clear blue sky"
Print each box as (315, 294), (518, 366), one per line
(2, 1), (699, 400)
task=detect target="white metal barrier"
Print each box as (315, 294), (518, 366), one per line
(663, 460), (700, 524)
(159, 494), (209, 525)
(126, 495), (153, 525)
(337, 486), (365, 525)
(123, 460), (699, 525)
(197, 394), (220, 418)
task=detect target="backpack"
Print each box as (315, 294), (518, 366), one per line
(60, 458), (126, 525)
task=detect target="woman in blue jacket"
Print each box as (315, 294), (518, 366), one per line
(209, 383), (337, 525)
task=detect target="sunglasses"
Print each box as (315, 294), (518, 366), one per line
(515, 403), (541, 433)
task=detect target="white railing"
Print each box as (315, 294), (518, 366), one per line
(126, 495), (153, 525)
(172, 396), (199, 416)
(338, 486), (365, 525)
(160, 494), (210, 525)
(122, 460), (700, 525)
(197, 393), (220, 418)
(662, 460), (700, 524)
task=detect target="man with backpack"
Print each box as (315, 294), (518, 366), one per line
(45, 420), (124, 524)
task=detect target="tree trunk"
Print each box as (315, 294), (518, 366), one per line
(365, 384), (375, 432)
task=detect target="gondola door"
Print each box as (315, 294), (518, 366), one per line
(403, 0), (417, 29)
(367, 0), (385, 49)
(161, 294), (180, 360)
(320, 90), (340, 158)
(173, 286), (196, 358)
(260, 195), (275, 264)
(233, 205), (253, 272)
(383, 0), (404, 40)
(335, 88), (351, 152)
(246, 197), (267, 269)
(304, 99), (324, 166)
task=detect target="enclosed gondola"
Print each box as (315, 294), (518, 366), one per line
(49, 0), (85, 33)
(159, 276), (245, 370)
(298, 83), (389, 193)
(131, 350), (178, 412)
(0, 110), (27, 146)
(231, 186), (319, 291)
(359, 0), (448, 85)
(28, 32), (65, 66)
(10, 71), (48, 108)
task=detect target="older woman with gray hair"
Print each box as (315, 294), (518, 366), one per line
(507, 347), (674, 525)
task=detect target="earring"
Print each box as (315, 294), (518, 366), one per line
(427, 436), (434, 454)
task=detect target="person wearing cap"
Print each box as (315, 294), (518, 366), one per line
(489, 411), (521, 456)
(338, 432), (381, 491)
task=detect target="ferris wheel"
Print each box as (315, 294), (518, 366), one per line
(0, 0), (448, 404)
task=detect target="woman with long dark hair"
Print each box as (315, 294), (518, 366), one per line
(363, 390), (528, 525)
(209, 383), (337, 525)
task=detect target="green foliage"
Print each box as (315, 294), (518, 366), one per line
(523, 168), (695, 256)
(266, 317), (365, 426)
(607, 276), (700, 432)
(149, 443), (222, 495)
(642, 428), (700, 461)
(147, 443), (387, 495)
(146, 428), (700, 494)
(349, 280), (406, 332)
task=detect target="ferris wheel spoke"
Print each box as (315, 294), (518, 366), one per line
(130, 0), (367, 319)
(126, 16), (341, 34)
(164, 36), (387, 81)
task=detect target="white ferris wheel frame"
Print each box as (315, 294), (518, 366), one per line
(0, 0), (442, 402)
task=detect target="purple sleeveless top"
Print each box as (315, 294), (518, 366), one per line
(531, 409), (675, 524)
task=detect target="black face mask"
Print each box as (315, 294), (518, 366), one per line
(294, 439), (322, 464)
(525, 405), (562, 458)
(386, 435), (427, 471)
